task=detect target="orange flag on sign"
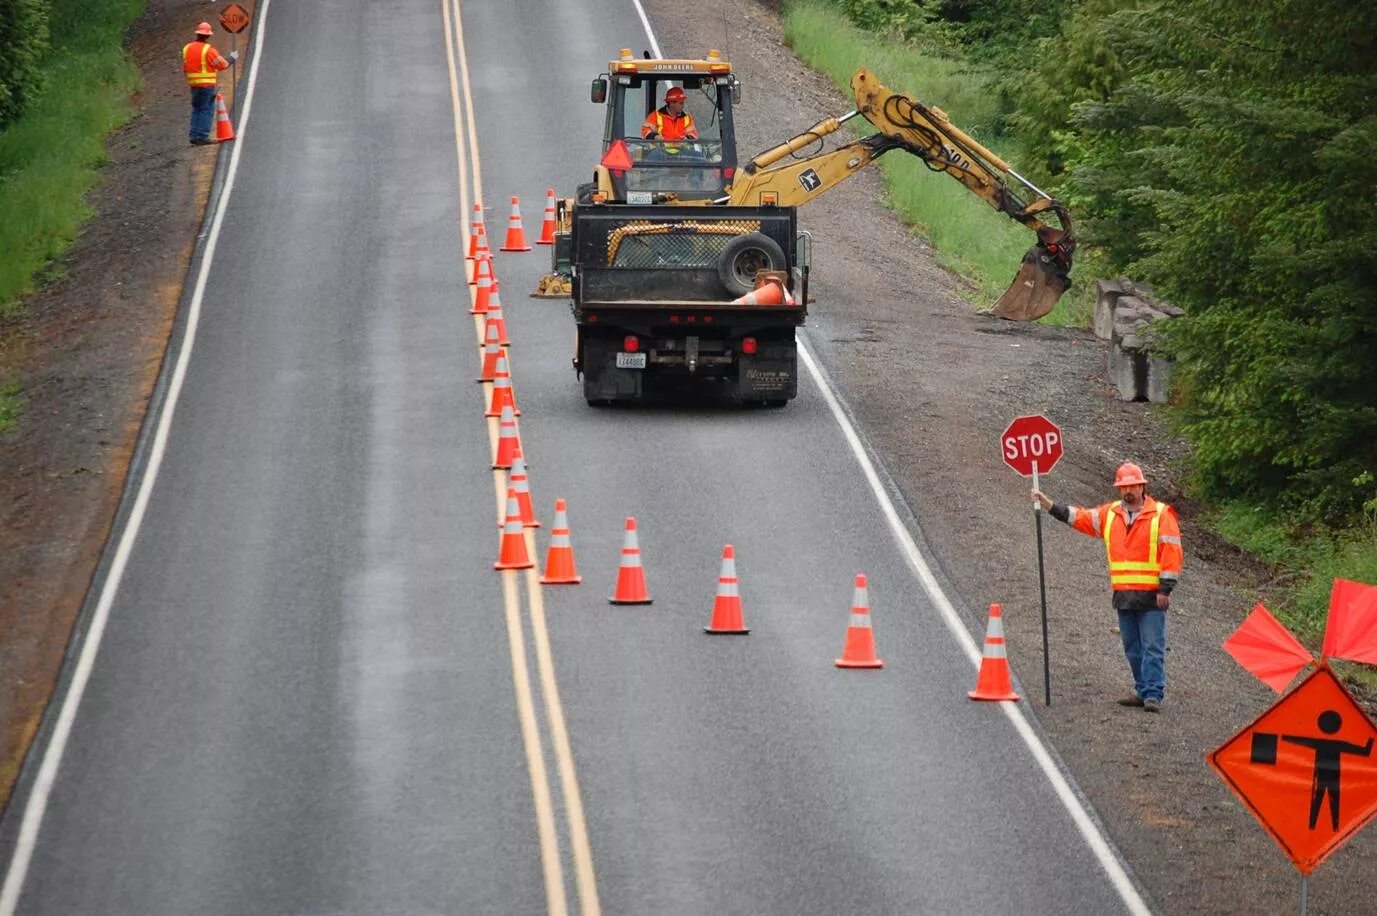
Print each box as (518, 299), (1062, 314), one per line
(1322, 578), (1377, 664)
(1222, 603), (1314, 692)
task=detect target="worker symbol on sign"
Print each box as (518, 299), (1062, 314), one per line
(798, 168), (822, 192)
(1252, 710), (1375, 830)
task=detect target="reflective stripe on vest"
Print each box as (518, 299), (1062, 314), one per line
(654, 111), (694, 151)
(184, 43), (216, 86)
(1103, 501), (1169, 588)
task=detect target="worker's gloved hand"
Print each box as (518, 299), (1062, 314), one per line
(228, 50), (239, 62)
(644, 131), (657, 140)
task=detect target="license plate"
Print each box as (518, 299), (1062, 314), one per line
(615, 352), (647, 369)
(627, 191), (653, 205)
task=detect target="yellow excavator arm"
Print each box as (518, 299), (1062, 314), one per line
(727, 70), (1075, 320)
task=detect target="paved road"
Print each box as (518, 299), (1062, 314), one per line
(0, 0), (1146, 913)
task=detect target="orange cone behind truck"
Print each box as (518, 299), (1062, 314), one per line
(540, 498), (582, 585)
(609, 517), (652, 605)
(536, 188), (558, 245)
(704, 545), (749, 634)
(500, 196), (533, 252)
(835, 574), (883, 669)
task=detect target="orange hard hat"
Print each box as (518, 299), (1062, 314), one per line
(1113, 462), (1148, 487)
(664, 86), (686, 103)
(195, 21), (213, 36)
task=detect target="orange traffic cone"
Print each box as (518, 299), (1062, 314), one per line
(485, 354), (519, 417)
(704, 545), (749, 634)
(476, 320), (507, 382)
(467, 203), (486, 260)
(491, 404), (523, 469)
(500, 195), (533, 252)
(835, 574), (883, 669)
(470, 257), (494, 313)
(731, 278), (791, 306)
(494, 488), (534, 570)
(536, 188), (558, 245)
(214, 93), (235, 141)
(483, 281), (509, 342)
(509, 455), (539, 527)
(609, 517), (652, 605)
(540, 498), (582, 585)
(469, 246), (493, 288)
(968, 603), (1020, 701)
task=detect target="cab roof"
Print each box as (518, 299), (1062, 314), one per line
(609, 48), (733, 76)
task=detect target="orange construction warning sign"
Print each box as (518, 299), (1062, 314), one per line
(1209, 665), (1377, 874)
(219, 3), (251, 34)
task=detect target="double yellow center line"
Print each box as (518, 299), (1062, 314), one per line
(440, 2), (600, 914)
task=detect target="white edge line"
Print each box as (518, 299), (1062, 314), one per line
(797, 338), (1150, 916)
(0, 3), (273, 911)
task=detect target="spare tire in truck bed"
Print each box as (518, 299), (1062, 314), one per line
(717, 232), (787, 297)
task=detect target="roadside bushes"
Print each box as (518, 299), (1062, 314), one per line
(0, 0), (51, 129)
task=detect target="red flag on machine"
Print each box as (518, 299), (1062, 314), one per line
(1322, 579), (1377, 664)
(1222, 603), (1313, 693)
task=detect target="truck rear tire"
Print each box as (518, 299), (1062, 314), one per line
(717, 232), (787, 297)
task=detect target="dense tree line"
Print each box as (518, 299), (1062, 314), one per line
(0, 0), (50, 129)
(831, 0), (1377, 525)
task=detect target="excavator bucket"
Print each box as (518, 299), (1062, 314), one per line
(988, 244), (1070, 321)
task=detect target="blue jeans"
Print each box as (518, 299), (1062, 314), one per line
(189, 86), (217, 140)
(1118, 608), (1166, 702)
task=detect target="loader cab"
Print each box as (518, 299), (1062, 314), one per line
(592, 50), (740, 203)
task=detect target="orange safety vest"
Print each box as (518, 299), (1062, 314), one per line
(183, 41), (228, 87)
(641, 108), (697, 142)
(1068, 496), (1182, 592)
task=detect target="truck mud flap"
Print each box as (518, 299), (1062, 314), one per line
(738, 343), (798, 403)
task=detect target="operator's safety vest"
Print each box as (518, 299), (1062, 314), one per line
(182, 42), (226, 87)
(1070, 496), (1182, 591)
(642, 109), (697, 151)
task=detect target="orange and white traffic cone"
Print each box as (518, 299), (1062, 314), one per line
(483, 281), (509, 342)
(731, 278), (793, 306)
(494, 488), (534, 570)
(469, 245), (493, 288)
(491, 404), (523, 470)
(476, 320), (507, 382)
(467, 203), (486, 260)
(214, 93), (235, 141)
(704, 545), (749, 634)
(835, 574), (883, 669)
(536, 188), (558, 246)
(509, 455), (539, 527)
(609, 517), (652, 605)
(968, 603), (1020, 701)
(540, 498), (582, 585)
(470, 259), (494, 314)
(485, 354), (520, 417)
(500, 195), (533, 252)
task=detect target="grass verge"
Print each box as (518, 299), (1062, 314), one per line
(0, 0), (145, 317)
(781, 1), (1091, 326)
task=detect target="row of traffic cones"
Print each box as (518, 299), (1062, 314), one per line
(466, 191), (557, 264)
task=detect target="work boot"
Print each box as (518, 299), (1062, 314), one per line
(190, 137), (215, 145)
(1143, 699), (1162, 713)
(1116, 696), (1145, 707)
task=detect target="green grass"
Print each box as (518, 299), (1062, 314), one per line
(0, 380), (24, 435)
(0, 0), (145, 316)
(782, 1), (1086, 324)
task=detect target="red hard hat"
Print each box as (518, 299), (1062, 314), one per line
(195, 21), (213, 36)
(1113, 462), (1148, 487)
(664, 86), (686, 103)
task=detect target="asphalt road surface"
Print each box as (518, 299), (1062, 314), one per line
(1, 1), (1149, 912)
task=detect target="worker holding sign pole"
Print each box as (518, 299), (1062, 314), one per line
(1032, 462), (1182, 712)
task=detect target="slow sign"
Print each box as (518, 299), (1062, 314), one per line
(219, 3), (251, 34)
(1000, 414), (1063, 478)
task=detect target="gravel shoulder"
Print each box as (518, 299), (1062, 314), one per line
(1, 1), (1373, 912)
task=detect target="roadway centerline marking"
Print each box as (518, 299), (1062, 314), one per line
(0, 1), (277, 911)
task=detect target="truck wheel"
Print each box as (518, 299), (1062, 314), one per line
(718, 232), (787, 297)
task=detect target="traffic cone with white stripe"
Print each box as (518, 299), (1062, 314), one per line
(476, 320), (506, 382)
(509, 455), (539, 527)
(467, 203), (485, 260)
(968, 603), (1020, 701)
(536, 188), (558, 245)
(494, 488), (534, 570)
(469, 245), (493, 288)
(731, 277), (793, 306)
(485, 354), (519, 417)
(214, 93), (235, 141)
(470, 256), (494, 314)
(491, 404), (522, 469)
(540, 499), (582, 585)
(500, 195), (533, 252)
(835, 574), (883, 668)
(483, 285), (510, 346)
(704, 545), (749, 634)
(609, 517), (652, 605)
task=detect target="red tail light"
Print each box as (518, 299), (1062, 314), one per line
(723, 167), (735, 179)
(741, 337), (758, 355)
(623, 335), (640, 352)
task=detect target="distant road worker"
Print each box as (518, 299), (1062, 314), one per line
(641, 86), (698, 158)
(1033, 462), (1182, 712)
(183, 22), (237, 145)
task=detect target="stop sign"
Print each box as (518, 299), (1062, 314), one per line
(1001, 415), (1064, 477)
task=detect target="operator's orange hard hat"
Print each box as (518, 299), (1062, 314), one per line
(1113, 462), (1148, 487)
(664, 86), (686, 103)
(195, 21), (213, 36)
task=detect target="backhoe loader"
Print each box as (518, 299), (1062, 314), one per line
(542, 50), (1075, 405)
